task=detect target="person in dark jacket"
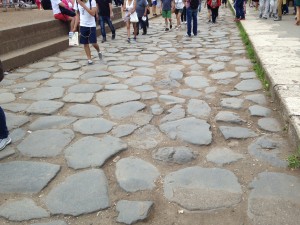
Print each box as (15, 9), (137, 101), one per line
(136, 0), (148, 35)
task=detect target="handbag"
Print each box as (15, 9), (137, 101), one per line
(130, 11), (139, 23)
(69, 32), (79, 46)
(59, 5), (76, 17)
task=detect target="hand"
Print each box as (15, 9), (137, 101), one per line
(111, 12), (114, 18)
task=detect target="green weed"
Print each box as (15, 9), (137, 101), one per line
(287, 146), (300, 169)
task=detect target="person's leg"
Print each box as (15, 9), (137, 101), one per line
(296, 6), (300, 24)
(99, 16), (106, 42)
(259, 0), (265, 17)
(177, 11), (182, 27)
(106, 16), (116, 39)
(0, 107), (8, 140)
(152, 0), (157, 15)
(186, 7), (192, 36)
(211, 8), (216, 22)
(275, 0), (283, 19)
(192, 9), (198, 35)
(133, 22), (137, 39)
(263, 0), (270, 17)
(182, 6), (187, 22)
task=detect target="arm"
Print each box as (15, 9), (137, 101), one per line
(131, 0), (136, 13)
(72, 11), (80, 32)
(109, 2), (114, 18)
(77, 0), (96, 16)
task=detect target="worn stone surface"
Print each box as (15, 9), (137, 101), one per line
(44, 169), (109, 216)
(211, 72), (238, 80)
(158, 95), (185, 105)
(116, 200), (153, 225)
(248, 172), (300, 225)
(17, 129), (74, 157)
(1, 103), (29, 112)
(206, 147), (244, 166)
(67, 104), (103, 117)
(96, 90), (140, 106)
(184, 76), (209, 89)
(235, 79), (262, 92)
(151, 104), (164, 115)
(109, 101), (146, 119)
(187, 99), (211, 120)
(129, 125), (162, 149)
(26, 101), (64, 115)
(164, 167), (242, 210)
(65, 136), (127, 169)
(215, 111), (246, 124)
(68, 84), (103, 93)
(258, 118), (281, 132)
(0, 198), (49, 221)
(73, 118), (115, 134)
(245, 94), (267, 105)
(153, 146), (196, 164)
(29, 116), (77, 130)
(219, 126), (258, 139)
(6, 113), (29, 129)
(0, 93), (16, 104)
(112, 124), (138, 138)
(249, 105), (272, 117)
(31, 221), (68, 225)
(63, 93), (94, 103)
(21, 87), (64, 100)
(0, 161), (60, 193)
(116, 157), (160, 192)
(220, 98), (244, 110)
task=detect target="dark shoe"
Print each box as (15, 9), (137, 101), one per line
(165, 28), (169, 31)
(112, 34), (115, 40)
(101, 38), (106, 43)
(170, 24), (172, 29)
(127, 38), (130, 43)
(274, 16), (282, 21)
(142, 31), (147, 35)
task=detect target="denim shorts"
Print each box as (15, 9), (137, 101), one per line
(80, 26), (97, 44)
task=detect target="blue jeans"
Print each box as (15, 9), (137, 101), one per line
(0, 107), (8, 139)
(99, 16), (116, 39)
(234, 0), (245, 19)
(186, 8), (198, 36)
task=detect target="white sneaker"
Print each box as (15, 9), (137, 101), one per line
(88, 60), (93, 65)
(98, 52), (102, 60)
(0, 136), (12, 151)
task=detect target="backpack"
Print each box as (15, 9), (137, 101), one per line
(190, 0), (199, 10)
(41, 0), (52, 10)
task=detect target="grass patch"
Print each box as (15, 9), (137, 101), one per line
(287, 146), (300, 169)
(228, 2), (270, 90)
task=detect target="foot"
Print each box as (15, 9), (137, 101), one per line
(127, 38), (130, 43)
(101, 39), (106, 43)
(274, 16), (282, 21)
(185, 33), (191, 37)
(142, 32), (147, 35)
(0, 136), (11, 151)
(262, 15), (267, 19)
(170, 24), (172, 29)
(165, 28), (169, 31)
(133, 37), (137, 42)
(112, 34), (116, 40)
(98, 52), (102, 60)
(259, 13), (262, 18)
(87, 60), (93, 65)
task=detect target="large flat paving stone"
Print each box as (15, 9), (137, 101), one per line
(68, 84), (103, 93)
(63, 93), (94, 103)
(65, 136), (127, 169)
(0, 161), (60, 193)
(164, 167), (242, 210)
(26, 101), (64, 115)
(248, 135), (288, 168)
(44, 169), (109, 216)
(1, 103), (29, 112)
(158, 95), (185, 105)
(67, 104), (103, 117)
(249, 105), (272, 117)
(96, 90), (140, 106)
(73, 118), (115, 134)
(116, 157), (160, 192)
(17, 129), (74, 157)
(109, 101), (146, 120)
(210, 71), (238, 80)
(215, 111), (246, 124)
(187, 99), (211, 120)
(21, 87), (64, 100)
(29, 116), (77, 130)
(125, 76), (154, 86)
(220, 98), (244, 110)
(258, 118), (281, 132)
(31, 221), (68, 225)
(245, 94), (267, 105)
(116, 200), (153, 225)
(248, 172), (300, 225)
(184, 76), (209, 89)
(206, 147), (244, 166)
(235, 79), (262, 92)
(0, 198), (49, 221)
(129, 125), (162, 150)
(159, 117), (212, 145)
(0, 93), (16, 104)
(108, 65), (135, 72)
(219, 126), (258, 140)
(80, 70), (111, 79)
(25, 71), (51, 81)
(29, 61), (56, 69)
(111, 124), (138, 138)
(44, 79), (78, 87)
(6, 113), (29, 129)
(161, 105), (185, 123)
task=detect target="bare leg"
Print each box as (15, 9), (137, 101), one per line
(84, 44), (91, 60)
(177, 13), (182, 26)
(296, 6), (300, 25)
(92, 43), (100, 52)
(133, 23), (137, 38)
(126, 21), (130, 39)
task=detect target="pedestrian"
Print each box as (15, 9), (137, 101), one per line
(161, 0), (174, 31)
(222, 0), (227, 7)
(204, 0), (212, 22)
(269, 0), (277, 18)
(50, 0), (75, 31)
(0, 62), (11, 151)
(136, 0), (148, 35)
(208, 0), (220, 23)
(96, 0), (116, 43)
(123, 0), (138, 42)
(296, 0), (300, 25)
(186, 0), (199, 36)
(259, 0), (270, 19)
(152, 0), (157, 15)
(174, 0), (184, 29)
(274, 0), (282, 20)
(234, 0), (245, 21)
(73, 0), (103, 65)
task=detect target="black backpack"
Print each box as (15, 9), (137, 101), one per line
(41, 0), (52, 10)
(190, 0), (199, 10)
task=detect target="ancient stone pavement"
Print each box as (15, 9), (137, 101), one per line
(1, 7), (300, 225)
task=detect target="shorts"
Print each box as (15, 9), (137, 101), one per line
(175, 8), (183, 14)
(162, 10), (171, 18)
(54, 13), (69, 22)
(80, 26), (97, 44)
(152, 0), (157, 6)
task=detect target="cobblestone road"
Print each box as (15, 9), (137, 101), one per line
(0, 7), (300, 225)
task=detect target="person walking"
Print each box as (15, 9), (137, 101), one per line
(73, 0), (103, 64)
(161, 0), (174, 31)
(186, 0), (199, 37)
(296, 0), (300, 25)
(234, 0), (245, 21)
(96, 0), (116, 43)
(274, 0), (282, 20)
(259, 0), (270, 19)
(136, 0), (148, 35)
(208, 0), (220, 23)
(123, 0), (138, 42)
(0, 62), (11, 151)
(174, 0), (184, 29)
(181, 2), (187, 24)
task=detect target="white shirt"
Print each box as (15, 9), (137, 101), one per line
(175, 0), (184, 9)
(51, 0), (62, 15)
(74, 0), (97, 27)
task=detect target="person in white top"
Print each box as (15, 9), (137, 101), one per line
(174, 0), (184, 29)
(73, 0), (102, 64)
(50, 0), (75, 31)
(123, 0), (138, 43)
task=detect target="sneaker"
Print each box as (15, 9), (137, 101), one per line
(184, 21), (187, 24)
(185, 33), (191, 37)
(259, 13), (262, 18)
(98, 52), (102, 60)
(208, 19), (212, 23)
(127, 38), (130, 43)
(165, 28), (169, 31)
(133, 37), (137, 42)
(0, 136), (11, 151)
(170, 24), (172, 29)
(274, 16), (282, 21)
(112, 34), (116, 40)
(262, 15), (267, 19)
(88, 60), (93, 65)
(101, 39), (106, 43)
